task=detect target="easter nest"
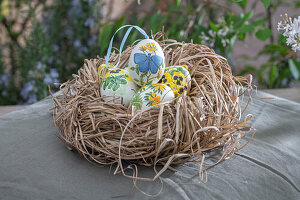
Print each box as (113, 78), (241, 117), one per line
(51, 32), (255, 181)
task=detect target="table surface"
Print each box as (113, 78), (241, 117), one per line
(0, 88), (299, 117)
(261, 88), (300, 103)
(0, 90), (299, 200)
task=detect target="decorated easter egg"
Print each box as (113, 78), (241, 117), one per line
(128, 39), (165, 86)
(100, 68), (138, 107)
(130, 83), (175, 110)
(122, 65), (130, 73)
(159, 65), (191, 97)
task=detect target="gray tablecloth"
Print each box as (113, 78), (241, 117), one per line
(0, 91), (300, 200)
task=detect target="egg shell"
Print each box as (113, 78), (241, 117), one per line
(130, 83), (175, 110)
(159, 65), (191, 97)
(123, 65), (130, 73)
(128, 39), (165, 87)
(100, 68), (138, 107)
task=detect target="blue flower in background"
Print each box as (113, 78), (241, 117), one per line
(83, 0), (93, 5)
(88, 35), (97, 47)
(48, 57), (54, 65)
(79, 46), (88, 53)
(27, 93), (38, 104)
(67, 6), (82, 17)
(282, 78), (288, 86)
(52, 44), (59, 52)
(44, 75), (52, 84)
(50, 68), (59, 79)
(72, 0), (79, 7)
(20, 80), (43, 104)
(36, 61), (42, 70)
(0, 73), (10, 87)
(98, 9), (103, 16)
(2, 90), (7, 97)
(0, 74), (7, 86)
(21, 80), (35, 99)
(53, 78), (59, 84)
(65, 27), (74, 36)
(24, 81), (34, 92)
(43, 68), (59, 85)
(84, 18), (94, 29)
(73, 39), (82, 48)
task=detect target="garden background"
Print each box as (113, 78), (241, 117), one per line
(0, 0), (299, 105)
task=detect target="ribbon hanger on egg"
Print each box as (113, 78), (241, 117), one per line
(105, 25), (149, 70)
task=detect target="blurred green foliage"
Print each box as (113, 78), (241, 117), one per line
(0, 0), (300, 105)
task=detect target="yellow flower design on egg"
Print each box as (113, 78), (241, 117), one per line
(138, 42), (157, 52)
(172, 72), (185, 85)
(138, 46), (145, 51)
(145, 43), (156, 51)
(148, 92), (161, 106)
(173, 90), (180, 97)
(125, 74), (133, 82)
(158, 68), (163, 77)
(159, 70), (188, 98)
(104, 73), (110, 79)
(153, 84), (165, 92)
(160, 73), (172, 84)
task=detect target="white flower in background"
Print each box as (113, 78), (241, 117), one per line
(277, 14), (300, 52)
(201, 32), (214, 47)
(208, 30), (216, 37)
(200, 18), (231, 48)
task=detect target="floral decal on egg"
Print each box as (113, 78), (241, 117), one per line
(152, 83), (165, 94)
(159, 65), (191, 97)
(145, 92), (161, 106)
(130, 92), (143, 110)
(138, 42), (157, 52)
(102, 69), (133, 91)
(144, 84), (166, 106)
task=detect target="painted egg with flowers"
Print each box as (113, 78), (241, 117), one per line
(100, 68), (138, 107)
(130, 83), (175, 110)
(159, 65), (191, 97)
(128, 39), (165, 87)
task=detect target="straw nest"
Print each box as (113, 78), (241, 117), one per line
(51, 32), (254, 181)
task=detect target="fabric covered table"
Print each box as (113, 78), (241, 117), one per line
(1, 91), (300, 200)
